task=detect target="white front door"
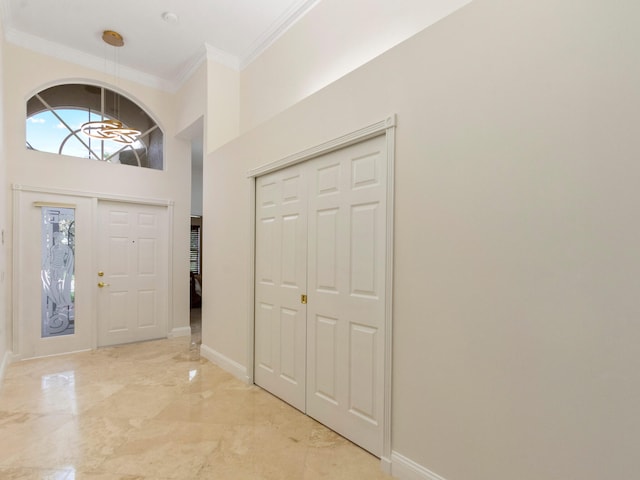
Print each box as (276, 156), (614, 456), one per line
(97, 201), (169, 346)
(254, 134), (388, 456)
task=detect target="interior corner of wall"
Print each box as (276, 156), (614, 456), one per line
(200, 343), (249, 383)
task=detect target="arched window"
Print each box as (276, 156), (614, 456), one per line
(26, 83), (163, 170)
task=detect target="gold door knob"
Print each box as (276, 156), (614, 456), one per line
(98, 282), (110, 288)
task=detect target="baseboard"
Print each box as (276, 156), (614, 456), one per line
(0, 350), (13, 389)
(168, 326), (191, 338)
(391, 452), (448, 480)
(381, 456), (392, 475)
(200, 343), (249, 383)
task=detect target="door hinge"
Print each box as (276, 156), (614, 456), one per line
(301, 294), (307, 304)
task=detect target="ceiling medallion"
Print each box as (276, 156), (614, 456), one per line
(102, 30), (124, 47)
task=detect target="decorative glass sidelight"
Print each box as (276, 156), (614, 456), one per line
(41, 207), (75, 337)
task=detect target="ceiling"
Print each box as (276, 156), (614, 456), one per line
(0, 0), (320, 91)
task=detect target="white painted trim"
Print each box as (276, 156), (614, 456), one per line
(381, 456), (393, 475)
(168, 327), (191, 338)
(13, 348), (92, 363)
(383, 122), (396, 464)
(13, 184), (172, 207)
(247, 116), (396, 178)
(166, 203), (176, 339)
(12, 186), (175, 357)
(3, 27), (172, 92)
(240, 0), (321, 69)
(90, 197), (99, 349)
(246, 178), (257, 384)
(11, 188), (22, 356)
(201, 343), (250, 383)
(1, 0), (316, 89)
(205, 43), (241, 71)
(0, 0), (12, 32)
(391, 452), (449, 480)
(0, 351), (12, 388)
(171, 48), (208, 92)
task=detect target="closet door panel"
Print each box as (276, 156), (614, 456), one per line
(254, 168), (308, 412)
(306, 134), (387, 456)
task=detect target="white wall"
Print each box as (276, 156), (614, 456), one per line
(203, 0), (640, 479)
(239, 0), (472, 132)
(4, 44), (192, 354)
(175, 61), (206, 137)
(207, 59), (240, 153)
(191, 137), (203, 217)
(0, 18), (9, 378)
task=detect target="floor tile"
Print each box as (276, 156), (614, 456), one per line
(0, 337), (392, 479)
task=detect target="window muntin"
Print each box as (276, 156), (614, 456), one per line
(26, 84), (163, 170)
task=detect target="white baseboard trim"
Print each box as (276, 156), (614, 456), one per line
(391, 452), (448, 480)
(0, 350), (13, 389)
(200, 343), (249, 383)
(168, 326), (191, 338)
(381, 456), (392, 475)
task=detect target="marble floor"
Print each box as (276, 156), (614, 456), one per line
(0, 328), (393, 479)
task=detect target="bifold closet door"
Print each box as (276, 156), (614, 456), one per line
(254, 165), (309, 412)
(255, 134), (387, 457)
(306, 134), (387, 456)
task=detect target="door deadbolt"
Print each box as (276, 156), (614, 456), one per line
(301, 294), (307, 304)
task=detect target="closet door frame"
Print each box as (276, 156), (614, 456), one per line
(246, 115), (396, 472)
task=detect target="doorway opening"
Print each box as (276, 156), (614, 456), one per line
(190, 215), (202, 344)
(190, 133), (204, 346)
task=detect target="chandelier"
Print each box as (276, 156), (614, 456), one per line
(81, 31), (141, 145)
(80, 120), (140, 145)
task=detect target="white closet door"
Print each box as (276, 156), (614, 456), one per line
(254, 134), (387, 456)
(254, 166), (308, 411)
(306, 134), (387, 456)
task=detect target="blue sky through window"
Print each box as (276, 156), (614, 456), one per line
(27, 108), (144, 161)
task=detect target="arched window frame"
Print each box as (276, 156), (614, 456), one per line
(26, 83), (164, 170)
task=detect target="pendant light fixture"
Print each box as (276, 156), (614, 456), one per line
(80, 30), (141, 145)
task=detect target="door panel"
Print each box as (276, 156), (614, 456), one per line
(254, 134), (388, 457)
(254, 166), (308, 411)
(98, 202), (168, 346)
(16, 192), (94, 359)
(313, 314), (339, 404)
(306, 134), (387, 456)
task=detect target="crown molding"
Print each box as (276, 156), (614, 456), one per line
(1, 0), (319, 90)
(172, 2), (311, 88)
(205, 43), (240, 71)
(170, 46), (209, 92)
(239, 0), (321, 69)
(4, 24), (244, 94)
(4, 27), (174, 92)
(170, 43), (242, 92)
